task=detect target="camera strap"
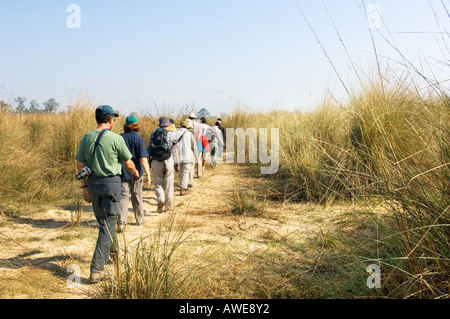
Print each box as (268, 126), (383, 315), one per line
(88, 129), (109, 165)
(95, 129), (109, 148)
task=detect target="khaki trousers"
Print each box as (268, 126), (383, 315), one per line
(180, 162), (194, 190)
(119, 177), (144, 225)
(152, 159), (174, 209)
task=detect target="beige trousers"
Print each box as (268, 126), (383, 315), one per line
(180, 162), (194, 190)
(152, 159), (174, 209)
(119, 177), (144, 225)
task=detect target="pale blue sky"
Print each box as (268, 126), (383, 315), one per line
(0, 0), (449, 116)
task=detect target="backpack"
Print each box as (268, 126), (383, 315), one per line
(148, 128), (171, 161)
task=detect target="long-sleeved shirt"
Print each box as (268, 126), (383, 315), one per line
(174, 128), (198, 163)
(208, 126), (224, 146)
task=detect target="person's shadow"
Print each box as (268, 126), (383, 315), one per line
(0, 250), (91, 285)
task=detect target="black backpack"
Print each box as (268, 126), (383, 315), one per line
(148, 128), (171, 161)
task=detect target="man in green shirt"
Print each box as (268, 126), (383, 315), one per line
(75, 105), (139, 283)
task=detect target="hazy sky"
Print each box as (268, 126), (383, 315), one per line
(1, 0), (449, 116)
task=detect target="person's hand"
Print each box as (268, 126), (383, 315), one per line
(82, 188), (91, 203)
(132, 170), (140, 180)
(145, 175), (151, 187)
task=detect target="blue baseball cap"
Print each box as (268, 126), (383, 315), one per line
(96, 105), (119, 117)
(125, 115), (138, 124)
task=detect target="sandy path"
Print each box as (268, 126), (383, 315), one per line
(0, 159), (350, 299)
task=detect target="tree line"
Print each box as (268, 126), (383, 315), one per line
(0, 97), (60, 113)
(0, 99), (229, 119)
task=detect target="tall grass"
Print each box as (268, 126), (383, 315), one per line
(1, 8), (448, 297)
(221, 77), (449, 298)
(0, 101), (189, 209)
(97, 213), (196, 299)
(1, 91), (447, 298)
(1, 81), (447, 298)
(0, 99), (94, 207)
(217, 2), (450, 296)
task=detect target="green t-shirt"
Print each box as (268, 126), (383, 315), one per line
(75, 129), (133, 177)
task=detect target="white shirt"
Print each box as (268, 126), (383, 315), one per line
(201, 123), (214, 137)
(209, 126), (224, 146)
(174, 128), (197, 163)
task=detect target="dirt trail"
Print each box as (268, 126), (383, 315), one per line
(0, 160), (351, 299)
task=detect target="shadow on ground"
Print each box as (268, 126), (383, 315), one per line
(0, 250), (91, 285)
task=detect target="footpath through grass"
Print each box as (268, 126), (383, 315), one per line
(0, 160), (387, 299)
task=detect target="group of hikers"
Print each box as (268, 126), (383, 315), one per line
(147, 112), (226, 216)
(75, 105), (225, 283)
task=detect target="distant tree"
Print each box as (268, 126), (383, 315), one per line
(197, 108), (211, 119)
(14, 96), (27, 113)
(29, 100), (41, 113)
(42, 98), (59, 113)
(0, 100), (12, 112)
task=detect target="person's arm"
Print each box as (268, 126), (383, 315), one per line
(173, 143), (180, 170)
(122, 159), (139, 179)
(218, 129), (224, 146)
(169, 131), (180, 169)
(140, 157), (151, 187)
(191, 134), (199, 161)
(77, 161), (91, 203)
(117, 135), (139, 179)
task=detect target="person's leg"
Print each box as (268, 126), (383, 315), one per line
(202, 151), (207, 172)
(188, 161), (194, 187)
(179, 162), (190, 190)
(202, 137), (210, 171)
(210, 142), (217, 167)
(130, 177), (145, 225)
(119, 180), (130, 225)
(196, 137), (203, 178)
(197, 151), (203, 178)
(152, 160), (166, 212)
(164, 160), (175, 210)
(88, 176), (121, 275)
(87, 178), (105, 275)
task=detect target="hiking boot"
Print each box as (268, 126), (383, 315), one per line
(157, 202), (165, 214)
(90, 272), (106, 284)
(180, 188), (189, 196)
(188, 184), (193, 188)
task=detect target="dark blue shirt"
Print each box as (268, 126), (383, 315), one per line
(120, 131), (149, 180)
